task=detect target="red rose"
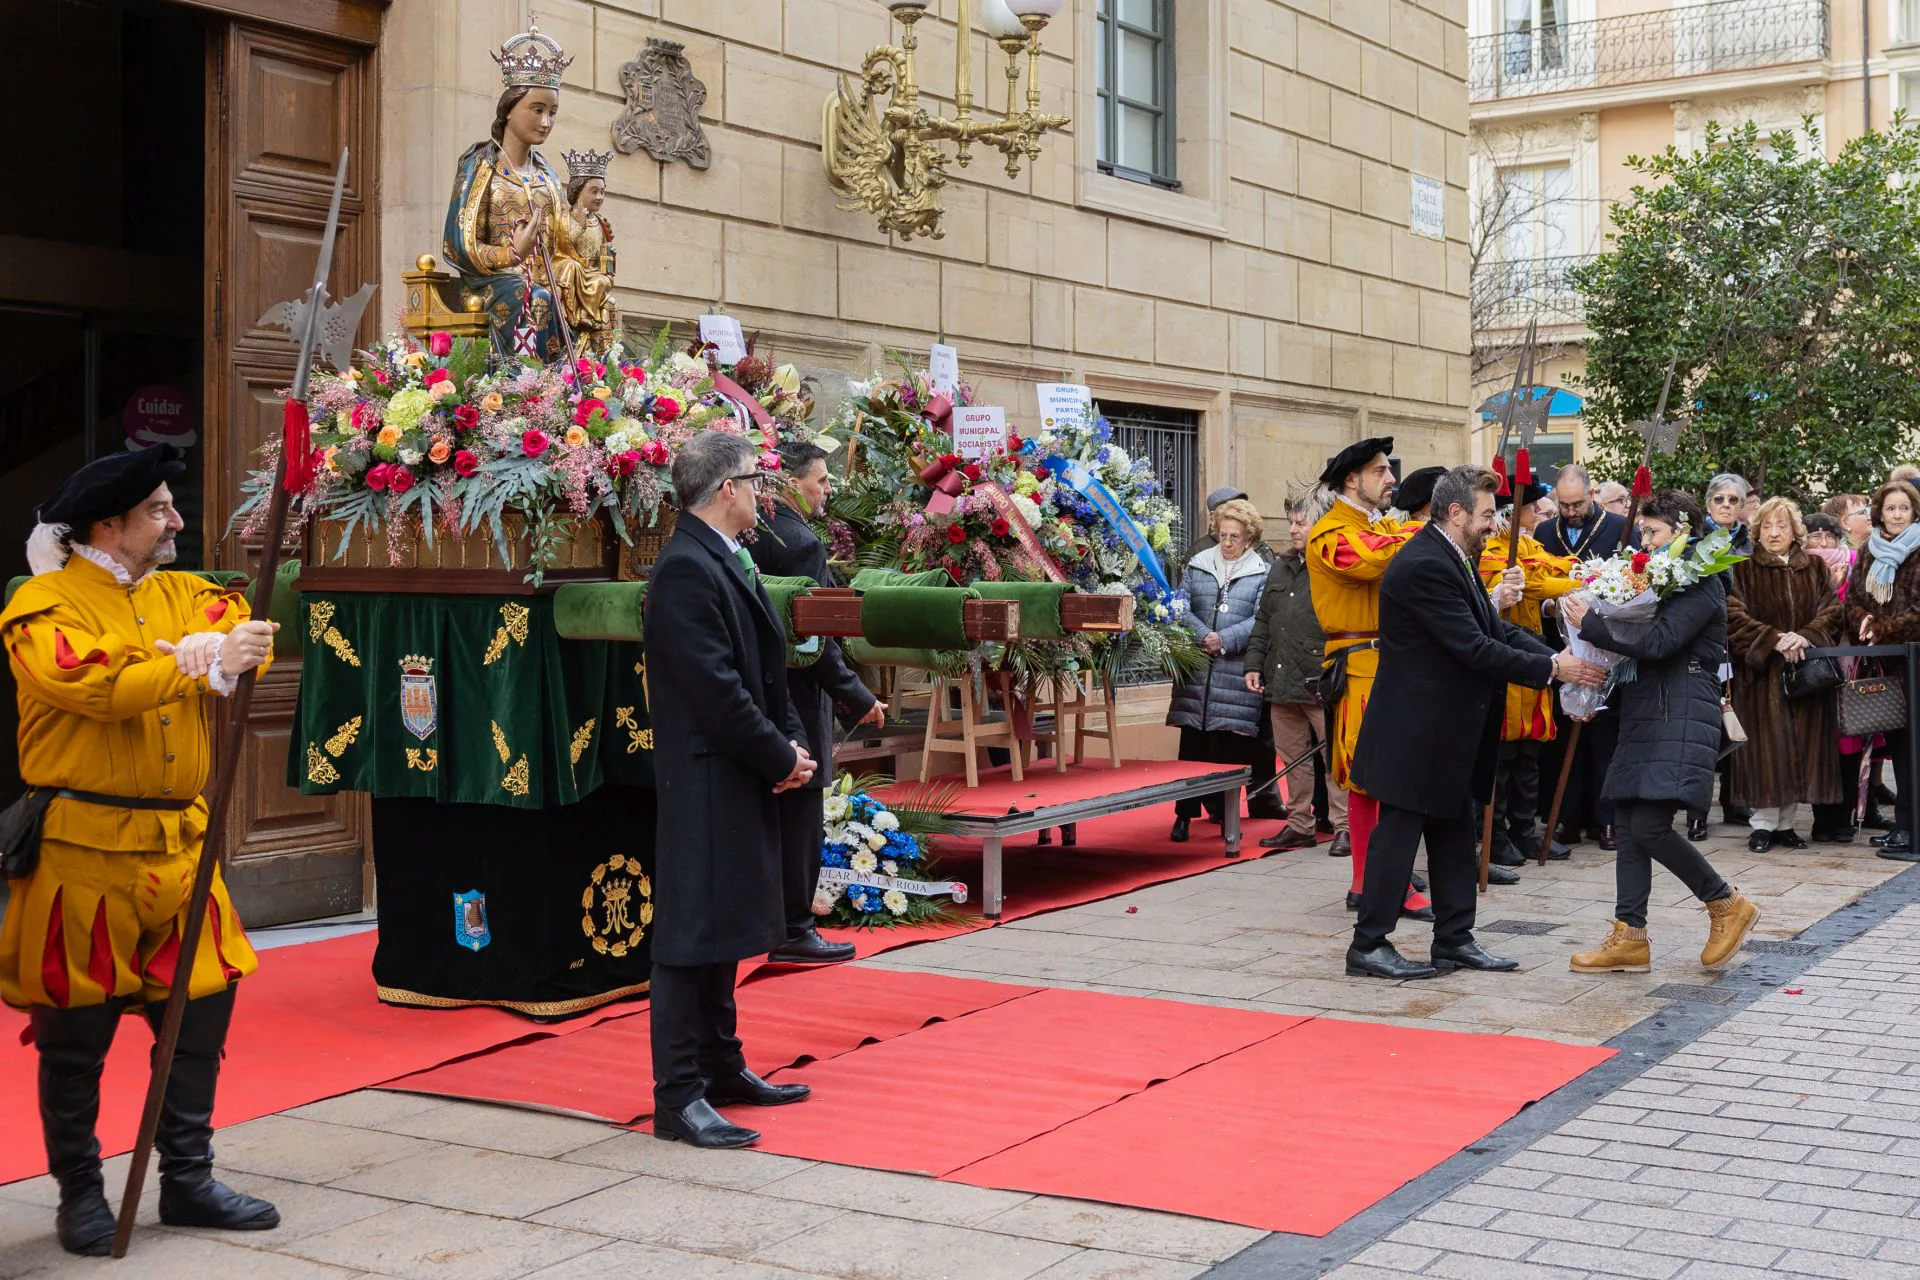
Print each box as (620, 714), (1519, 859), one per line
(574, 398), (605, 428)
(652, 394), (682, 424)
(389, 466), (416, 495)
(940, 453), (961, 469)
(1631, 551), (1651, 573)
(640, 440), (671, 466)
(453, 404), (480, 432)
(991, 518), (1011, 538)
(962, 464), (982, 482)
(945, 524), (967, 545)
(424, 367), (450, 387)
(364, 463), (392, 492)
(611, 450), (641, 477)
(453, 449), (479, 478)
(522, 429), (551, 459)
(428, 331), (452, 357)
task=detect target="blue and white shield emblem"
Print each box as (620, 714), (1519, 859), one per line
(453, 890), (490, 951)
(399, 655), (438, 742)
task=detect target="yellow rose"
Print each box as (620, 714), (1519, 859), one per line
(481, 392), (504, 413)
(428, 439), (452, 464)
(427, 379), (457, 402)
(591, 386), (611, 399)
(403, 351), (427, 368)
(565, 425), (588, 447)
(376, 425), (402, 448)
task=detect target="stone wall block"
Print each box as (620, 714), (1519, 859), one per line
(725, 221), (837, 314)
(1296, 17), (1363, 95)
(1074, 288), (1156, 361)
(942, 262), (1033, 346)
(838, 242), (941, 330)
(1110, 220), (1214, 307)
(1155, 301), (1231, 373)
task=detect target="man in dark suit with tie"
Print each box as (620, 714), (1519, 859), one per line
(645, 430), (818, 1148)
(1346, 465), (1604, 980)
(749, 441), (884, 965)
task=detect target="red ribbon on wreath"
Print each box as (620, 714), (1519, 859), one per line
(919, 454), (967, 515)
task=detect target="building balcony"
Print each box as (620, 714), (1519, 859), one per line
(1472, 254), (1594, 337)
(1469, 0), (1830, 105)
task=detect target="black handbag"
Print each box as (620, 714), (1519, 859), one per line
(1839, 675), (1908, 738)
(0, 787), (56, 879)
(1781, 655), (1844, 701)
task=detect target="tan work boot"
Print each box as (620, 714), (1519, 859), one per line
(1701, 892), (1760, 968)
(1570, 920), (1651, 973)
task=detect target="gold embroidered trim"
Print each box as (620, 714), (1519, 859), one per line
(306, 743), (339, 786)
(373, 981), (650, 1018)
(325, 716), (363, 758)
(307, 602), (361, 666)
(583, 854), (651, 959)
(491, 720), (510, 763)
(614, 706), (653, 754)
(502, 755), (530, 797)
(569, 719), (596, 766)
(483, 602), (534, 666)
(405, 747), (439, 772)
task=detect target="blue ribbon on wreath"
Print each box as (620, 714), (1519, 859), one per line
(1041, 455), (1174, 598)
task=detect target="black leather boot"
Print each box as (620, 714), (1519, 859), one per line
(147, 988), (279, 1232)
(31, 1002), (127, 1257)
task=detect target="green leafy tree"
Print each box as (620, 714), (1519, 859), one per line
(1571, 119), (1920, 505)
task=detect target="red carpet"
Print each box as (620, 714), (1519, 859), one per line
(716, 988), (1298, 1174)
(0, 931), (645, 1186)
(388, 967), (1040, 1123)
(948, 1013), (1613, 1235)
(876, 759), (1252, 816)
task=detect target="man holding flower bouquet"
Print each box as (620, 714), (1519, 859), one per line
(1559, 490), (1760, 974)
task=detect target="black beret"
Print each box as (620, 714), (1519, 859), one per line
(1394, 465), (1446, 515)
(37, 444), (187, 530)
(1319, 436), (1394, 490)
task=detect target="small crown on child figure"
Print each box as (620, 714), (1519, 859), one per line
(494, 19), (573, 90)
(563, 148), (613, 184)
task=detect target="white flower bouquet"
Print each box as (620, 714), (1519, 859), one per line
(815, 774), (965, 928)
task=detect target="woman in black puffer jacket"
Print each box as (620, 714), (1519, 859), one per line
(1558, 491), (1759, 976)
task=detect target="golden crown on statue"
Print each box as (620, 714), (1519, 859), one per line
(561, 147), (612, 184)
(493, 19), (573, 90)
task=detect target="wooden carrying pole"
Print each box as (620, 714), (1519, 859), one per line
(1479, 325), (1536, 894)
(112, 150), (354, 1259)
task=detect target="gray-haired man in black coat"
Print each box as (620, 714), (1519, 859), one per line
(1346, 465), (1605, 980)
(645, 431), (818, 1148)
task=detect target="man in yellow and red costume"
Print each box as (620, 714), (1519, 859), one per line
(1307, 438), (1437, 919)
(1478, 481), (1581, 867)
(0, 445), (281, 1255)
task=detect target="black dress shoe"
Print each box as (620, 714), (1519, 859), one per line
(1863, 806), (1894, 831)
(1431, 940), (1520, 971)
(1872, 828), (1906, 848)
(1410, 871), (1428, 893)
(1345, 890), (1360, 911)
(1327, 831), (1352, 858)
(1688, 815), (1710, 842)
(706, 1068), (811, 1107)
(55, 1185), (114, 1256)
(1554, 821), (1580, 845)
(1259, 828), (1316, 851)
(1490, 843), (1526, 868)
(1810, 824), (1854, 844)
(158, 1178), (280, 1232)
(1876, 831), (1919, 861)
(1597, 823), (1618, 852)
(1169, 817), (1190, 843)
(1247, 800), (1288, 822)
(769, 928), (856, 965)
(1488, 863), (1520, 885)
(1400, 899), (1435, 922)
(1747, 829), (1774, 853)
(654, 1098), (761, 1148)
(1316, 817), (1336, 835)
(1772, 830), (1807, 851)
(1345, 944), (1441, 980)
(1544, 839), (1573, 860)
(1724, 807), (1752, 826)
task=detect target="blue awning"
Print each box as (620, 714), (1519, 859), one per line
(1479, 387), (1584, 419)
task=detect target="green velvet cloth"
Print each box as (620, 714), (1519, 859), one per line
(247, 560), (304, 656)
(969, 581), (1069, 640)
(844, 567), (967, 665)
(842, 639), (941, 668)
(860, 585), (976, 649)
(552, 582), (647, 641)
(290, 592), (653, 808)
(759, 573), (824, 669)
(850, 567), (950, 591)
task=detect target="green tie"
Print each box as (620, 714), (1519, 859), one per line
(734, 546), (759, 585)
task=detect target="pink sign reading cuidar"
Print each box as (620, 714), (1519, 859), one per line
(123, 384), (198, 450)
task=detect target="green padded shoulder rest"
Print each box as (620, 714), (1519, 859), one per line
(860, 584), (980, 649)
(757, 573), (825, 669)
(968, 580), (1069, 640)
(849, 566), (951, 591)
(552, 582), (648, 641)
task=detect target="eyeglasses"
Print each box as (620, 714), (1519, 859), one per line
(1216, 532), (1248, 544)
(1708, 493), (1741, 506)
(726, 472), (767, 492)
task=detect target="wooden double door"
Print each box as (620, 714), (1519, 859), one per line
(199, 2), (382, 924)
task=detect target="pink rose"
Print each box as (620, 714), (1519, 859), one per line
(611, 451), (641, 477)
(389, 466), (416, 495)
(428, 331), (452, 357)
(651, 394), (682, 424)
(365, 463), (393, 492)
(640, 440), (671, 466)
(759, 450), (782, 472)
(522, 429), (550, 459)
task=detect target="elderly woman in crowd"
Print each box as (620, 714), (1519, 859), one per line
(1849, 480), (1920, 859)
(1705, 474), (1755, 554)
(1822, 493), (1872, 551)
(1561, 490), (1759, 974)
(1725, 499), (1845, 849)
(1167, 497), (1271, 842)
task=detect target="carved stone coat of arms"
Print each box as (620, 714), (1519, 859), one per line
(611, 38), (711, 170)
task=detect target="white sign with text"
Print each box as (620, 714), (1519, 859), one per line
(1410, 174), (1445, 241)
(952, 406), (1007, 460)
(928, 343), (961, 394)
(698, 314), (747, 365)
(1036, 382), (1094, 431)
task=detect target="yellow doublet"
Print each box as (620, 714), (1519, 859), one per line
(1306, 501), (1417, 794)
(1478, 532), (1579, 743)
(0, 556), (262, 1009)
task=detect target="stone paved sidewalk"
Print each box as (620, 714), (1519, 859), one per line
(1315, 900), (1920, 1280)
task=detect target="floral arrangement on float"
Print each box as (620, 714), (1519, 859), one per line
(1560, 521), (1746, 717)
(232, 327), (816, 580)
(827, 357), (1201, 684)
(814, 774), (965, 928)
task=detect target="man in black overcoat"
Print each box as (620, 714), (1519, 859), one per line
(645, 430), (818, 1148)
(749, 441), (884, 965)
(1347, 465), (1603, 980)
(1537, 463), (1636, 851)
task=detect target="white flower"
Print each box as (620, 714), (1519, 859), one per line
(398, 448), (423, 466)
(883, 889), (909, 915)
(604, 430), (632, 455)
(823, 795), (850, 822)
(811, 888), (838, 916)
(873, 811), (900, 832)
(669, 351), (707, 378)
(882, 859), (899, 876)
(867, 832), (887, 851)
(851, 851), (878, 874)
(1010, 494), (1044, 529)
